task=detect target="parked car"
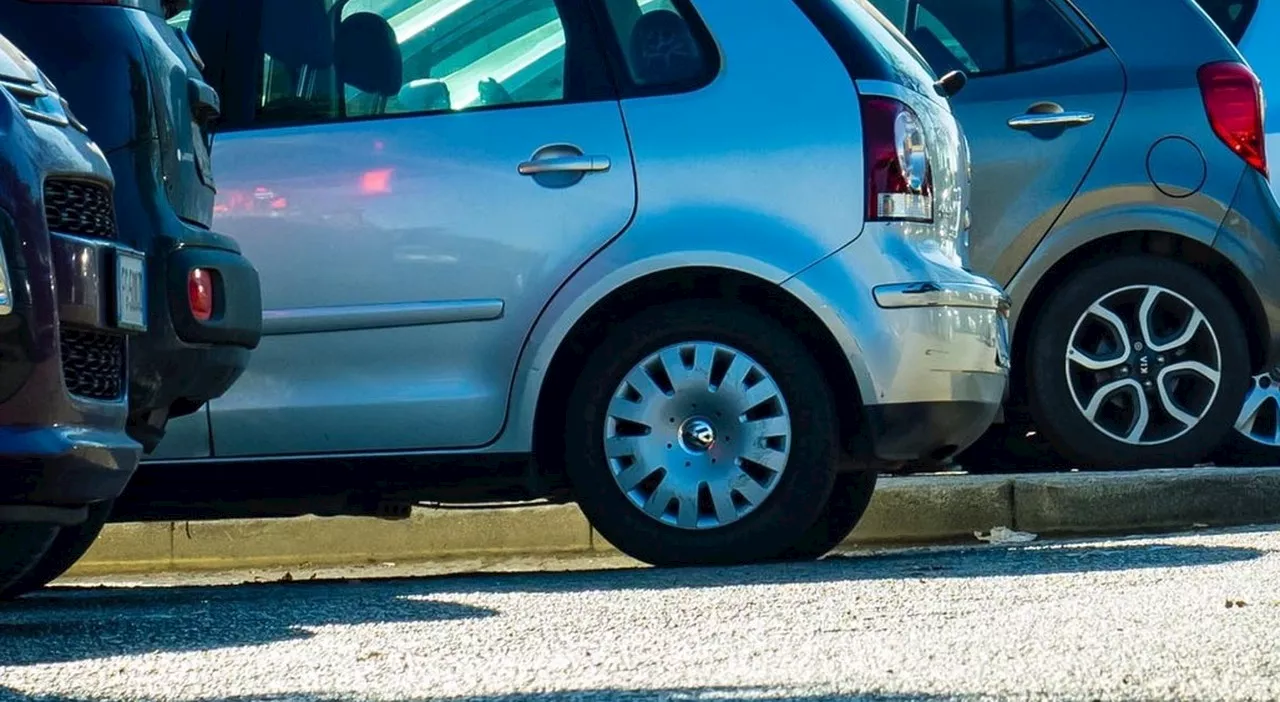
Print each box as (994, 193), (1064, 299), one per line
(869, 0), (1280, 470)
(0, 0), (264, 456)
(128, 0), (1010, 565)
(1185, 0), (1280, 463)
(0, 34), (144, 598)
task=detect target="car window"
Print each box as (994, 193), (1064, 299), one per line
(253, 0), (574, 126)
(1009, 0), (1097, 70)
(905, 0), (1007, 76)
(1193, 0), (1260, 43)
(595, 0), (716, 93)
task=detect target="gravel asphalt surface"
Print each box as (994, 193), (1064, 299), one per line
(2, 527), (1280, 702)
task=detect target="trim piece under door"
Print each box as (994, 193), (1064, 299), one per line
(261, 299), (505, 336)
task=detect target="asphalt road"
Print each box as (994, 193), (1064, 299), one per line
(3, 528), (1280, 702)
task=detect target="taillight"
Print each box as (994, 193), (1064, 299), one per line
(861, 95), (933, 222)
(1198, 61), (1268, 177)
(188, 268), (215, 322)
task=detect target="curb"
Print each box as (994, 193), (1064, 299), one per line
(68, 467), (1280, 576)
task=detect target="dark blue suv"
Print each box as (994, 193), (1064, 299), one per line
(0, 0), (263, 455)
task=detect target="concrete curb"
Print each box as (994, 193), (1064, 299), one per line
(69, 467), (1280, 576)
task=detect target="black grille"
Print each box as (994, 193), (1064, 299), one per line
(44, 179), (117, 239)
(61, 327), (125, 401)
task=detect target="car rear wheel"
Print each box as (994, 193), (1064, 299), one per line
(776, 469), (878, 560)
(0, 524), (58, 597)
(0, 500), (113, 600)
(563, 301), (840, 567)
(1027, 256), (1250, 468)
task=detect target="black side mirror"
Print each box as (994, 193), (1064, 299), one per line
(934, 70), (967, 98)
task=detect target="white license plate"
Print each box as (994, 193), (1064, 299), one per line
(116, 251), (147, 332)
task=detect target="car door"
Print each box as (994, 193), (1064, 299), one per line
(872, 0), (1125, 285)
(189, 0), (637, 457)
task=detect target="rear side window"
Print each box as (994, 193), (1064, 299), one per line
(1193, 0), (1260, 43)
(872, 0), (1100, 77)
(594, 0), (719, 96)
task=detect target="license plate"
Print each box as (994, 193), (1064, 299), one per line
(116, 251), (147, 332)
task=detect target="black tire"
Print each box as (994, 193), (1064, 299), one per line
(1, 500), (113, 599)
(0, 523), (58, 597)
(955, 423), (1060, 474)
(564, 301), (839, 567)
(1027, 256), (1250, 468)
(777, 469), (878, 560)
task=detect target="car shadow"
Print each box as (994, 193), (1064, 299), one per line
(0, 579), (497, 667)
(0, 540), (1263, 667)
(0, 686), (998, 702)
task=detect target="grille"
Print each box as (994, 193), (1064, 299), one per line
(61, 327), (125, 401)
(44, 179), (117, 239)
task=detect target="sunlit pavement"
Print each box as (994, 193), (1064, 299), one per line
(3, 528), (1280, 702)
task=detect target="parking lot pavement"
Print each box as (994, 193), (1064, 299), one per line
(3, 529), (1280, 702)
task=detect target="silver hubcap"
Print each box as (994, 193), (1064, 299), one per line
(1066, 285), (1221, 446)
(1235, 369), (1280, 446)
(603, 341), (792, 531)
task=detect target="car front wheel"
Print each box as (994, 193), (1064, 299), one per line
(1, 500), (113, 599)
(0, 524), (58, 598)
(563, 301), (840, 566)
(1027, 256), (1250, 468)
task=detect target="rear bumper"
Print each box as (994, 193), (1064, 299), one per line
(784, 234), (1010, 462)
(131, 231), (262, 423)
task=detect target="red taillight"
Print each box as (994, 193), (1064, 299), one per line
(188, 268), (215, 322)
(861, 95), (933, 222)
(1199, 61), (1268, 177)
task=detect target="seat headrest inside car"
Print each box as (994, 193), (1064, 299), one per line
(336, 12), (404, 97)
(628, 10), (704, 86)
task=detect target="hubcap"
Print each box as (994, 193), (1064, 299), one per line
(1235, 368), (1280, 447)
(603, 341), (792, 531)
(1065, 285), (1221, 446)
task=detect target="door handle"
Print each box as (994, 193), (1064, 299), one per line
(1007, 110), (1095, 130)
(518, 155), (611, 176)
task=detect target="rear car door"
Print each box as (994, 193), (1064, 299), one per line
(870, 0), (1125, 285)
(186, 0), (637, 457)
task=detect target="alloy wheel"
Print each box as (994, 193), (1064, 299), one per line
(1235, 369), (1280, 447)
(603, 341), (792, 530)
(1065, 285), (1222, 445)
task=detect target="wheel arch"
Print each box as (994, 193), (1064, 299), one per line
(1005, 229), (1267, 407)
(523, 265), (865, 489)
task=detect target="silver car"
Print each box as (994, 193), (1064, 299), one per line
(144, 0), (1009, 565)
(874, 0), (1280, 470)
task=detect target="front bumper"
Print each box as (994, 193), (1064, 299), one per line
(0, 426), (139, 522)
(785, 238), (1010, 462)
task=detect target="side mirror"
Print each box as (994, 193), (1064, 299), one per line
(934, 70), (968, 98)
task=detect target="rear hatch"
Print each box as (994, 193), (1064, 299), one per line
(130, 5), (219, 229)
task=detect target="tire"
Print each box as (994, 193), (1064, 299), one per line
(955, 423), (1059, 474)
(0, 500), (113, 599)
(564, 301), (839, 567)
(776, 469), (878, 560)
(0, 523), (58, 597)
(1026, 256), (1250, 469)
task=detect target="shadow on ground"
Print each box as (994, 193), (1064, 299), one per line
(0, 581), (496, 667)
(0, 540), (1263, 667)
(0, 686), (1001, 702)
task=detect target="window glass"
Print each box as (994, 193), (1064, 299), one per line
(906, 0), (1007, 76)
(1193, 0), (1259, 43)
(1010, 0), (1097, 69)
(254, 0), (570, 126)
(597, 0), (714, 90)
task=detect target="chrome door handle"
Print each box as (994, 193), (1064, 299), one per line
(518, 155), (611, 176)
(1007, 111), (1095, 130)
